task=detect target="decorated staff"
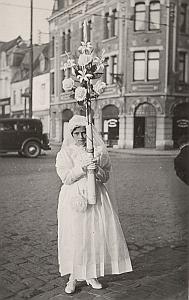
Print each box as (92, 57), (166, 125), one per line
(62, 20), (106, 204)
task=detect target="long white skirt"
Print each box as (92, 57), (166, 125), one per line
(57, 179), (132, 279)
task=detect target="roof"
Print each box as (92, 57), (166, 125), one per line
(11, 43), (50, 83)
(0, 36), (23, 53)
(21, 43), (49, 66)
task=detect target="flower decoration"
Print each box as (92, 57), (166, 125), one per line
(62, 20), (106, 105)
(77, 68), (93, 83)
(75, 86), (87, 103)
(62, 78), (74, 91)
(93, 80), (106, 95)
(78, 54), (93, 67)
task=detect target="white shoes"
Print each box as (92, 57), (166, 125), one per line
(65, 279), (77, 294)
(86, 278), (102, 289)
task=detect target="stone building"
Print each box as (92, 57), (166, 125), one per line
(49, 0), (189, 149)
(0, 36), (24, 118)
(11, 44), (50, 134)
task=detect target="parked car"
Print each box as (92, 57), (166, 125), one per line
(0, 118), (51, 158)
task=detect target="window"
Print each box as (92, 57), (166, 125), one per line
(112, 55), (118, 84)
(13, 90), (16, 105)
(50, 72), (55, 95)
(52, 112), (56, 138)
(0, 121), (15, 131)
(149, 1), (160, 30)
(180, 3), (187, 33)
(61, 69), (65, 92)
(20, 89), (23, 104)
(104, 12), (110, 39)
(87, 20), (92, 42)
(111, 9), (118, 37)
(134, 2), (146, 31)
(104, 57), (110, 84)
(66, 30), (71, 52)
(40, 84), (45, 105)
(62, 32), (66, 53)
(147, 51), (159, 80)
(133, 51), (145, 81)
(133, 50), (160, 81)
(51, 36), (55, 58)
(178, 52), (186, 82)
(81, 22), (84, 41)
(104, 9), (118, 39)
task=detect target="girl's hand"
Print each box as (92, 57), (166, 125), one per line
(88, 158), (99, 172)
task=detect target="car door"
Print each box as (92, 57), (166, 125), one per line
(0, 120), (19, 151)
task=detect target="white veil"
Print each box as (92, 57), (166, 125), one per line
(61, 115), (119, 214)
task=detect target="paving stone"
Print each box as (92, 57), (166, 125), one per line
(21, 277), (45, 289)
(16, 287), (44, 299)
(50, 295), (73, 300)
(31, 286), (66, 300)
(19, 262), (49, 275)
(0, 285), (14, 300)
(1, 153), (188, 300)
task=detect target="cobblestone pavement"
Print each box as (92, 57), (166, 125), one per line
(0, 147), (188, 300)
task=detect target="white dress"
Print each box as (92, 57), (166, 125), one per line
(56, 144), (132, 279)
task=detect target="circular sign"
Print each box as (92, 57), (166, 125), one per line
(108, 119), (117, 128)
(177, 119), (189, 128)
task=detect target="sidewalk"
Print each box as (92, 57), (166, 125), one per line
(49, 143), (178, 157)
(108, 148), (178, 156)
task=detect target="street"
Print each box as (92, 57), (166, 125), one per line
(0, 148), (188, 300)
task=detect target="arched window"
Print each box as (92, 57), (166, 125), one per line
(134, 2), (146, 31)
(149, 1), (160, 30)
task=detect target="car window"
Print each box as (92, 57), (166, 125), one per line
(18, 122), (37, 132)
(0, 122), (17, 131)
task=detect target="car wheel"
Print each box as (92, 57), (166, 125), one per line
(23, 141), (41, 158)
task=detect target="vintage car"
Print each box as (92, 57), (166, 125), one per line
(0, 118), (51, 158)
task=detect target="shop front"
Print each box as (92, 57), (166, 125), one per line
(173, 103), (189, 148)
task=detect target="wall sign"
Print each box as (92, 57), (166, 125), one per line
(177, 119), (189, 128)
(107, 119), (118, 128)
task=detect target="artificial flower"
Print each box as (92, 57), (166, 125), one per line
(62, 78), (74, 91)
(93, 49), (105, 71)
(78, 41), (93, 54)
(93, 80), (106, 95)
(78, 53), (93, 67)
(75, 86), (87, 102)
(77, 68), (93, 83)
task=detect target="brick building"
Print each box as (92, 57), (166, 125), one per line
(49, 0), (189, 149)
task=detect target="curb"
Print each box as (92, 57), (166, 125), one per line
(108, 149), (178, 156)
(49, 144), (178, 157)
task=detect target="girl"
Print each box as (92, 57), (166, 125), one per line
(56, 115), (132, 294)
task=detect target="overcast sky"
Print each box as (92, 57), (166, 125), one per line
(0, 0), (54, 44)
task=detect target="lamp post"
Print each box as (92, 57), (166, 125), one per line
(29, 0), (33, 118)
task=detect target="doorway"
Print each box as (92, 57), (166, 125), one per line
(134, 103), (156, 148)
